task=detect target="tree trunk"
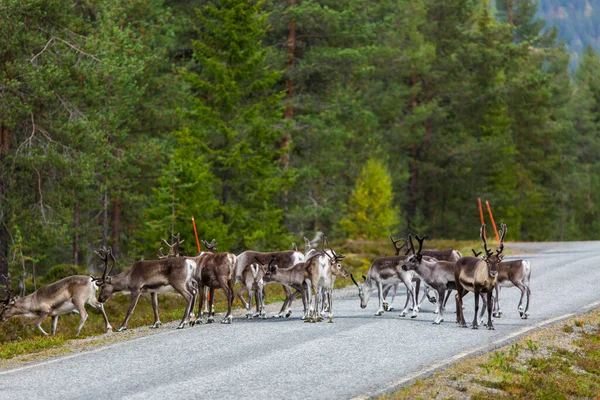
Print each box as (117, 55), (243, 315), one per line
(508, 0), (514, 25)
(280, 0), (297, 170)
(0, 123), (9, 278)
(102, 188), (108, 247)
(73, 198), (80, 265)
(112, 195), (121, 257)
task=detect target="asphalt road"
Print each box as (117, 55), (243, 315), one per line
(2, 241), (600, 399)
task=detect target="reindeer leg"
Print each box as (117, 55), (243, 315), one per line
(173, 284), (194, 329)
(74, 300), (88, 335)
(51, 315), (59, 335)
(237, 284), (251, 317)
(412, 280), (420, 312)
(433, 288), (446, 324)
(399, 275), (415, 318)
(149, 292), (162, 328)
(247, 285), (255, 320)
(382, 285), (391, 311)
(516, 283), (527, 317)
(493, 284), (502, 317)
(523, 285), (531, 319)
(479, 293), (487, 326)
(117, 291), (142, 332)
(258, 283), (266, 319)
(375, 280), (384, 316)
(327, 285), (334, 323)
(35, 313), (50, 336)
(487, 291), (495, 330)
(207, 288), (216, 323)
(456, 289), (468, 328)
(90, 300), (112, 332)
(220, 278), (234, 324)
(472, 289), (480, 329)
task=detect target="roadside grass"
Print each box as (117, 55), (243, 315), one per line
(0, 238), (489, 360)
(380, 307), (600, 399)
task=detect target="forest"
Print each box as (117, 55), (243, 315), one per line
(2, 0), (600, 280)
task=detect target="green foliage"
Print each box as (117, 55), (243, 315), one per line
(3, 0), (600, 282)
(340, 159), (397, 239)
(43, 265), (87, 285)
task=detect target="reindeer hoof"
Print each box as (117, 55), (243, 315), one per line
(221, 318), (232, 324)
(487, 325), (495, 330)
(399, 311), (407, 317)
(149, 322), (162, 329)
(176, 323), (187, 329)
(521, 314), (529, 320)
(459, 323), (468, 328)
(246, 313), (253, 320)
(433, 310), (439, 314)
(471, 324), (479, 330)
(433, 318), (444, 325)
(411, 313), (418, 319)
(116, 327), (127, 332)
(106, 326), (113, 332)
(207, 317), (215, 324)
(493, 312), (501, 318)
(285, 310), (292, 318)
(383, 302), (389, 311)
(328, 318), (334, 323)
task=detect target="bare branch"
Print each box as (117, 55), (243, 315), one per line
(31, 37), (101, 64)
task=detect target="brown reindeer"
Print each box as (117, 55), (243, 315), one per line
(188, 240), (237, 325)
(0, 270), (112, 336)
(96, 246), (196, 331)
(454, 224), (507, 330)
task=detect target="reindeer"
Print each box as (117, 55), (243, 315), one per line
(386, 235), (463, 313)
(470, 248), (531, 319)
(236, 247), (304, 318)
(238, 257), (275, 319)
(454, 224), (507, 330)
(96, 246), (196, 331)
(0, 271), (112, 336)
(305, 238), (348, 323)
(400, 235), (458, 324)
(351, 240), (421, 318)
(187, 239), (237, 325)
(263, 257), (313, 320)
(493, 259), (531, 319)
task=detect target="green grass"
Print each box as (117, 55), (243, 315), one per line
(382, 312), (600, 400)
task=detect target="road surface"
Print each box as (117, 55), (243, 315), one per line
(1, 241), (600, 399)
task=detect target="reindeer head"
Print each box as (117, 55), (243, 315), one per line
(0, 274), (18, 322)
(322, 236), (347, 278)
(94, 246), (117, 303)
(261, 257), (279, 283)
(200, 239), (217, 253)
(351, 274), (374, 308)
(402, 234), (426, 271)
(479, 223), (506, 278)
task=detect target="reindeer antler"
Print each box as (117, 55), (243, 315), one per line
(472, 249), (482, 257)
(93, 246), (112, 284)
(303, 237), (311, 251)
(324, 236), (344, 261)
(389, 234), (408, 256)
(480, 224), (493, 258)
(407, 234), (416, 255)
(496, 223), (507, 255)
(292, 242), (298, 252)
(201, 239), (218, 252)
(414, 235), (427, 255)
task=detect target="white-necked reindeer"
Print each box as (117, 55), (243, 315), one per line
(0, 265), (112, 336)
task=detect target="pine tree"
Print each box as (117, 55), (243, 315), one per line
(182, 0), (291, 251)
(340, 159), (397, 239)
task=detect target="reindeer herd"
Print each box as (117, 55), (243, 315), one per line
(0, 224), (532, 338)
